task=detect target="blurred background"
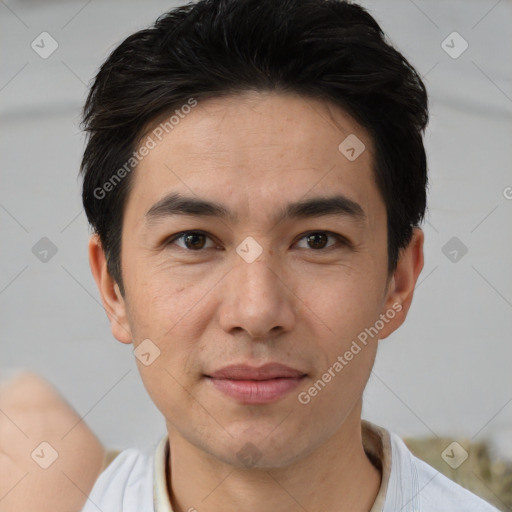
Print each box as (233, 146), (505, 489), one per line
(1, 0), (511, 473)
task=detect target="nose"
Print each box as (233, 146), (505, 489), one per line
(218, 253), (296, 340)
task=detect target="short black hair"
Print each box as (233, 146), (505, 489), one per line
(80, 0), (428, 297)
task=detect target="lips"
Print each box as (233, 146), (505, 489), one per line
(206, 363), (306, 380)
(205, 363), (307, 404)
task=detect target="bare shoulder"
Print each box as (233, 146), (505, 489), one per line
(0, 371), (106, 512)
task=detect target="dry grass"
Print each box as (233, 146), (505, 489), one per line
(404, 436), (512, 511)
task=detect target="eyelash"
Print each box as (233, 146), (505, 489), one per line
(165, 230), (350, 252)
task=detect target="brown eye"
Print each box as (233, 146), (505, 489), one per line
(294, 231), (348, 251)
(183, 232), (206, 250)
(167, 231), (216, 251)
(306, 232), (329, 249)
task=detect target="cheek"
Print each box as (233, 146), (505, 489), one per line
(131, 298), (207, 419)
(124, 262), (203, 339)
(300, 264), (384, 334)
(125, 268), (216, 397)
(297, 335), (377, 435)
(298, 265), (385, 396)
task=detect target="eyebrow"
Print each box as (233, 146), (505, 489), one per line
(144, 192), (366, 227)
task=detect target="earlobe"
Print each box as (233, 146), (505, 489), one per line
(379, 228), (425, 340)
(88, 234), (132, 344)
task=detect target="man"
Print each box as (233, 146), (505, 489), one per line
(78, 0), (499, 510)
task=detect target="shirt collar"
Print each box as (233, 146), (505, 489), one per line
(153, 434), (173, 512)
(154, 420), (391, 512)
(363, 420), (392, 512)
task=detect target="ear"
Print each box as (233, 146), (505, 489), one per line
(378, 228), (424, 340)
(88, 233), (132, 344)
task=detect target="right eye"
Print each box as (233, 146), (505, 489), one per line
(165, 230), (219, 251)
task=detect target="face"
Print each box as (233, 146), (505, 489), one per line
(91, 91), (422, 469)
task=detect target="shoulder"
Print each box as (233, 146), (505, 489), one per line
(81, 445), (154, 512)
(386, 431), (500, 512)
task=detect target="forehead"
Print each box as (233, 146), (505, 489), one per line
(126, 91), (382, 227)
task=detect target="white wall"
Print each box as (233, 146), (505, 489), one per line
(1, 0), (511, 453)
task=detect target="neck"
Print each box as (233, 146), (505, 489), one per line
(165, 404), (382, 512)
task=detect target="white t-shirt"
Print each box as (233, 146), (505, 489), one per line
(81, 421), (500, 512)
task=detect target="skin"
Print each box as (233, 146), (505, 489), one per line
(0, 372), (105, 512)
(89, 91), (424, 512)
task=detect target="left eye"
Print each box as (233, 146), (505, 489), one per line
(295, 231), (343, 250)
